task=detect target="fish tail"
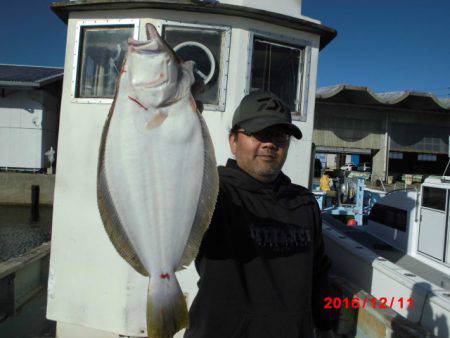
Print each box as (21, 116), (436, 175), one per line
(146, 274), (188, 338)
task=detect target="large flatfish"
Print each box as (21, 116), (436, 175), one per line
(97, 23), (218, 338)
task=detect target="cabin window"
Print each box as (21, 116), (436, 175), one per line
(422, 187), (446, 211)
(72, 19), (139, 102)
(368, 203), (407, 232)
(249, 37), (304, 118)
(162, 23), (231, 111)
(77, 26), (132, 98)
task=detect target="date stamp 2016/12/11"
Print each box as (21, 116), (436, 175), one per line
(324, 297), (413, 309)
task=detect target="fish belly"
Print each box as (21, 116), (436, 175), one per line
(103, 101), (204, 276)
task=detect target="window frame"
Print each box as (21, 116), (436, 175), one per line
(368, 203), (407, 232)
(71, 19), (140, 104)
(156, 20), (232, 112)
(246, 29), (311, 122)
(421, 186), (447, 212)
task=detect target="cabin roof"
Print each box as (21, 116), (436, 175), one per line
(424, 176), (450, 187)
(50, 0), (337, 50)
(0, 64), (64, 89)
(316, 84), (450, 113)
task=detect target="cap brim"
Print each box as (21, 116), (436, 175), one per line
(240, 118), (302, 139)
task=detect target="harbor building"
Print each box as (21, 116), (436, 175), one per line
(314, 84), (450, 181)
(0, 64), (63, 172)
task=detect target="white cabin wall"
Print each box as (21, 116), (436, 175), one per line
(48, 8), (321, 336)
(285, 43), (319, 186)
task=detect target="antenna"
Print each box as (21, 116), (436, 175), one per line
(441, 135), (450, 182)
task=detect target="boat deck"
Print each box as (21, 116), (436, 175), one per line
(323, 214), (450, 291)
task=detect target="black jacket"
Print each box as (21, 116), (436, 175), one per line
(184, 159), (336, 338)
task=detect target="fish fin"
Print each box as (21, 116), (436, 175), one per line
(177, 111), (219, 270)
(97, 81), (149, 277)
(146, 276), (188, 338)
(97, 168), (149, 276)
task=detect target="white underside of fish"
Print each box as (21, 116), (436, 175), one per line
(97, 24), (219, 338)
(105, 94), (204, 274)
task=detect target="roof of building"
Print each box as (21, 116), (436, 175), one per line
(50, 0), (337, 50)
(317, 84), (450, 112)
(0, 64), (64, 89)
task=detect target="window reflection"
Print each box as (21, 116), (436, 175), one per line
(369, 204), (407, 232)
(251, 38), (302, 112)
(422, 187), (446, 211)
(163, 26), (224, 106)
(77, 26), (133, 98)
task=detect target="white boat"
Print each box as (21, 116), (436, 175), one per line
(323, 174), (450, 336)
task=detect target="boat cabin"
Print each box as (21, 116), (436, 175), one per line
(47, 1), (335, 337)
(366, 176), (450, 276)
(416, 177), (450, 272)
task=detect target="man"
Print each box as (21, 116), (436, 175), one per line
(184, 91), (337, 338)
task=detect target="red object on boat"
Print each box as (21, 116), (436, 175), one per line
(347, 219), (357, 227)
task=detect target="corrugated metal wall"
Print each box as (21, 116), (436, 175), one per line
(390, 122), (448, 154)
(313, 103), (385, 150)
(314, 102), (450, 154)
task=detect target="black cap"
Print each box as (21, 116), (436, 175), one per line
(232, 90), (302, 139)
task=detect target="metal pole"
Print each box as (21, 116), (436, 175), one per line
(384, 111), (390, 182)
(31, 185), (40, 223)
(354, 177), (365, 226)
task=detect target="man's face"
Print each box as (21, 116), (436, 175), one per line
(229, 126), (291, 182)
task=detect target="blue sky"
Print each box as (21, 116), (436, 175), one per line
(303, 0), (450, 97)
(0, 0), (449, 98)
(0, 1), (67, 68)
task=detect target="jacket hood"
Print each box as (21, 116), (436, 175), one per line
(218, 159), (313, 210)
(219, 158), (304, 197)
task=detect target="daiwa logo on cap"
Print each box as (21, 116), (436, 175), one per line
(256, 97), (285, 113)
